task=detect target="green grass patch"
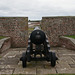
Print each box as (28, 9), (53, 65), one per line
(47, 74), (75, 75)
(28, 28), (34, 31)
(0, 56), (2, 58)
(11, 74), (75, 75)
(0, 36), (6, 39)
(64, 35), (75, 39)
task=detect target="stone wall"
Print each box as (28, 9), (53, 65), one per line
(59, 36), (75, 50)
(0, 37), (11, 53)
(41, 17), (75, 46)
(0, 17), (28, 47)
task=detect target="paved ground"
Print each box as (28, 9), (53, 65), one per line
(0, 47), (75, 74)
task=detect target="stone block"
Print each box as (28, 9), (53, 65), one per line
(37, 68), (56, 74)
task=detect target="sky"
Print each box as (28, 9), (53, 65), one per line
(0, 0), (75, 20)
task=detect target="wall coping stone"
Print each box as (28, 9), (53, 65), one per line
(42, 16), (75, 18)
(60, 36), (75, 45)
(0, 37), (10, 48)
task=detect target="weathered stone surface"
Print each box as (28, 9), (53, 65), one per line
(69, 64), (75, 68)
(37, 68), (56, 74)
(0, 68), (13, 74)
(0, 65), (6, 68)
(0, 47), (75, 74)
(14, 67), (36, 74)
(0, 37), (11, 54)
(5, 65), (17, 69)
(57, 68), (75, 74)
(41, 17), (75, 46)
(71, 56), (75, 61)
(0, 59), (5, 65)
(58, 61), (71, 69)
(59, 36), (75, 50)
(0, 17), (28, 47)
(4, 50), (19, 56)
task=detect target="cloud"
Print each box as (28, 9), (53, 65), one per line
(0, 0), (75, 20)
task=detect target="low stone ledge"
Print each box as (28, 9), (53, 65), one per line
(0, 37), (11, 53)
(59, 36), (75, 50)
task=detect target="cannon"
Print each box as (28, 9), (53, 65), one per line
(20, 27), (58, 68)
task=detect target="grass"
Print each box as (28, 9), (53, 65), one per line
(28, 28), (34, 31)
(48, 74), (75, 75)
(0, 36), (6, 39)
(0, 56), (2, 58)
(11, 74), (75, 75)
(64, 35), (75, 39)
(9, 74), (75, 75)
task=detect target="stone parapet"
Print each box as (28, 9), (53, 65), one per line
(41, 16), (75, 46)
(0, 17), (28, 47)
(59, 36), (75, 50)
(0, 37), (11, 53)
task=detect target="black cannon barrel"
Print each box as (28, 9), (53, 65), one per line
(30, 30), (46, 44)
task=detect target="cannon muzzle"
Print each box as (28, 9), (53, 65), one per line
(30, 27), (46, 44)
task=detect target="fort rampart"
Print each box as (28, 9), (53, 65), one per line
(0, 17), (28, 47)
(41, 17), (75, 46)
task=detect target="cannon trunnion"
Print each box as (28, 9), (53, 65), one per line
(20, 27), (58, 68)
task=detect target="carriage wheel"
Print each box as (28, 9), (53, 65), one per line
(21, 52), (27, 68)
(22, 57), (27, 68)
(51, 52), (56, 67)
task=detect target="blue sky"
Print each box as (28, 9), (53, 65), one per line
(0, 0), (75, 20)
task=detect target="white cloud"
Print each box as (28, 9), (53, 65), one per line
(0, 0), (75, 20)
